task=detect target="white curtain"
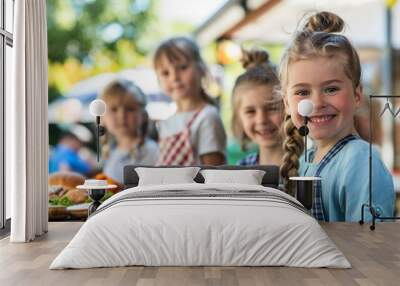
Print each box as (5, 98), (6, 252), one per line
(7, 0), (48, 242)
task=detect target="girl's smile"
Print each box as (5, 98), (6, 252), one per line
(255, 127), (278, 137)
(308, 114), (337, 125)
(286, 57), (361, 145)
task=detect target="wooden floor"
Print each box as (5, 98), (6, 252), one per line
(0, 222), (399, 286)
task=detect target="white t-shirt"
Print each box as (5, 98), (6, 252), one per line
(103, 139), (159, 183)
(157, 104), (226, 163)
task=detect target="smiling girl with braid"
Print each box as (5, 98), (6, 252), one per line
(279, 12), (394, 221)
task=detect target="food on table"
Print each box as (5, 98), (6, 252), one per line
(48, 172), (87, 205)
(49, 172), (120, 220)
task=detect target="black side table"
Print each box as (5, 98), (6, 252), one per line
(77, 180), (116, 216)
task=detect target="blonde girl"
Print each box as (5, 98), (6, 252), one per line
(100, 79), (159, 183)
(232, 49), (291, 167)
(153, 37), (226, 166)
(280, 11), (394, 221)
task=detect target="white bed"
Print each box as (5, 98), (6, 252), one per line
(50, 183), (350, 269)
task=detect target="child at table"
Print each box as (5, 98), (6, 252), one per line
(153, 36), (226, 166)
(279, 11), (394, 221)
(100, 79), (159, 183)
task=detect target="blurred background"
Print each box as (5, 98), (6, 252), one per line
(47, 0), (400, 179)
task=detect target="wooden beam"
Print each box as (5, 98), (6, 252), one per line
(223, 0), (282, 38)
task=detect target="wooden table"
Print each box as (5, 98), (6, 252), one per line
(0, 222), (399, 286)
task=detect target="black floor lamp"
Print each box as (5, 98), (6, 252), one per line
(80, 99), (116, 215)
(359, 95), (400, 230)
(288, 99), (317, 211)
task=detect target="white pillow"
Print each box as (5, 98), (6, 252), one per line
(200, 169), (266, 185)
(135, 167), (201, 186)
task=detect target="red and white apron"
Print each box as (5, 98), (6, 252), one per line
(157, 110), (201, 166)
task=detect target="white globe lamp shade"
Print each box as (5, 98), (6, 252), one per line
(298, 99), (314, 117)
(89, 99), (107, 117)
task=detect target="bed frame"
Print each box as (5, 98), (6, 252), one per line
(123, 165), (280, 189)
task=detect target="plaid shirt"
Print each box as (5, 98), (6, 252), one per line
(237, 152), (259, 166)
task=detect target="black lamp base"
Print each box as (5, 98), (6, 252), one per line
(87, 189), (106, 216)
(295, 180), (314, 210)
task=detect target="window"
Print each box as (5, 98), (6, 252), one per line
(1, 0), (14, 230)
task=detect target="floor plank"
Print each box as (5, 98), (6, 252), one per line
(0, 222), (399, 286)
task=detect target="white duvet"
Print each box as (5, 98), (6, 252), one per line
(50, 183), (350, 269)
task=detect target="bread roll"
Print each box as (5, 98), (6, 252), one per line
(48, 172), (85, 189)
(64, 189), (88, 204)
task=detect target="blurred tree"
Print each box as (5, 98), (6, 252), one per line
(47, 0), (155, 101)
